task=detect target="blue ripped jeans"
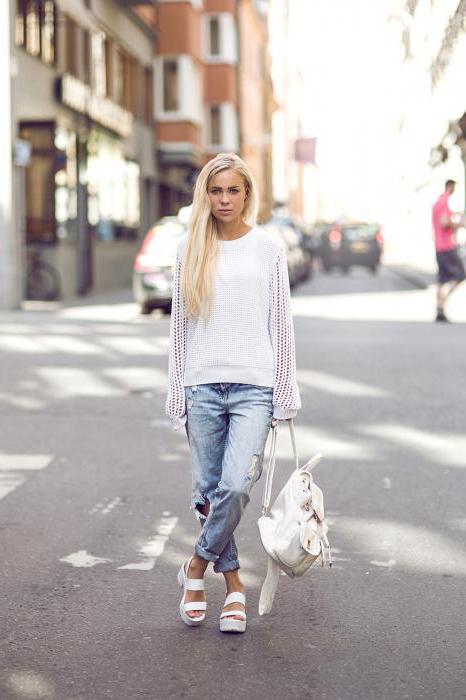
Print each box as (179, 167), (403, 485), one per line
(185, 383), (273, 573)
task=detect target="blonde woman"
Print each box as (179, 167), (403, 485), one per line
(166, 153), (300, 633)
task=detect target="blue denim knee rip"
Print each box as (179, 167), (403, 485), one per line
(185, 383), (273, 573)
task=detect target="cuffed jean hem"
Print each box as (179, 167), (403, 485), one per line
(194, 543), (218, 563)
(195, 543), (240, 573)
(213, 559), (240, 574)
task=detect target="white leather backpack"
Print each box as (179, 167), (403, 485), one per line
(257, 420), (331, 615)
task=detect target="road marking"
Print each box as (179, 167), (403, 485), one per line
(0, 454), (54, 501)
(298, 369), (391, 398)
(150, 418), (172, 428)
(0, 474), (26, 500)
(370, 559), (396, 568)
(60, 512), (178, 571)
(60, 550), (113, 568)
(89, 496), (122, 515)
(448, 518), (466, 532)
(383, 477), (392, 489)
(118, 514), (178, 571)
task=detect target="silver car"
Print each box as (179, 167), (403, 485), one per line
(133, 217), (186, 314)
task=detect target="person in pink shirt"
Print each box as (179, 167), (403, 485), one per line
(432, 180), (465, 322)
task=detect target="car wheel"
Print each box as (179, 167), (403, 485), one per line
(141, 303), (152, 315)
(370, 265), (378, 275)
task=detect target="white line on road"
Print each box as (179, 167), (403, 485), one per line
(0, 454), (54, 501)
(383, 477), (392, 489)
(60, 550), (113, 568)
(370, 559), (396, 568)
(89, 496), (122, 515)
(118, 514), (178, 571)
(60, 513), (179, 571)
(298, 369), (392, 398)
(0, 454), (54, 471)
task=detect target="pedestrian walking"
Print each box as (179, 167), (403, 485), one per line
(165, 153), (301, 633)
(432, 179), (466, 322)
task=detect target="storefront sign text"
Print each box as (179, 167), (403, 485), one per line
(56, 74), (133, 138)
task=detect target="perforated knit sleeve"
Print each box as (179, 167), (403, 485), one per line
(269, 246), (301, 420)
(165, 247), (187, 429)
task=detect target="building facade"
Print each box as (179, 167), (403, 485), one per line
(155, 0), (274, 221)
(1, 0), (275, 308)
(385, 0), (466, 267)
(11, 0), (158, 300)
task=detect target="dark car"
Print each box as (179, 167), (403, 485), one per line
(319, 222), (383, 274)
(266, 216), (313, 285)
(133, 217), (186, 314)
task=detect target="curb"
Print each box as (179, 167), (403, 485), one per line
(387, 264), (436, 290)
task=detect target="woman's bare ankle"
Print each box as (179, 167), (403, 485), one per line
(188, 554), (208, 577)
(223, 570), (245, 593)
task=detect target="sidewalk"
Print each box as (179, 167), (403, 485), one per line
(386, 263), (437, 289)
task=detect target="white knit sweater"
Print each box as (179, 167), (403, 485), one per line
(165, 226), (301, 428)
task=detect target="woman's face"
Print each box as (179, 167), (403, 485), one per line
(207, 169), (248, 224)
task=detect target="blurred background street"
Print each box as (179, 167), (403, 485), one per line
(2, 0), (466, 698)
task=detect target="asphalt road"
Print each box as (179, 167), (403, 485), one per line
(1, 266), (465, 700)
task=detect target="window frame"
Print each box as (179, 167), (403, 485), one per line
(15, 0), (57, 67)
(203, 13), (238, 64)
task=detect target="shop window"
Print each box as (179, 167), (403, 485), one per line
(122, 52), (134, 112)
(19, 122), (57, 245)
(111, 45), (125, 105)
(163, 60), (179, 112)
(15, 0), (56, 65)
(54, 127), (78, 241)
(91, 32), (107, 97)
(105, 38), (114, 98)
(144, 67), (153, 124)
(15, 0), (27, 47)
(41, 0), (55, 64)
(209, 105), (222, 146)
(65, 15), (79, 76)
(82, 29), (91, 85)
(26, 0), (41, 57)
(86, 129), (140, 241)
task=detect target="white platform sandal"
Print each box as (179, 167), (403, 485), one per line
(219, 592), (247, 634)
(177, 557), (207, 626)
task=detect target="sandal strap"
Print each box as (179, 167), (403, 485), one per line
(183, 601), (207, 612)
(185, 578), (205, 591)
(220, 609), (246, 620)
(224, 592), (245, 607)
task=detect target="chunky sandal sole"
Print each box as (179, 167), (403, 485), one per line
(219, 618), (246, 633)
(178, 559), (206, 626)
(219, 591), (246, 634)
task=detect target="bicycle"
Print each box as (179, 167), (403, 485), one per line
(25, 248), (61, 301)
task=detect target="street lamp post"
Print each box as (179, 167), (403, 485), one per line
(0, 1), (21, 309)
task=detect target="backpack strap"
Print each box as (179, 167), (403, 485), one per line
(288, 419), (300, 470)
(261, 422), (278, 516)
(261, 420), (299, 516)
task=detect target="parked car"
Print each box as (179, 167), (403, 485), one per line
(261, 221), (299, 287)
(263, 218), (312, 286)
(319, 222), (383, 274)
(270, 215), (314, 282)
(133, 217), (186, 314)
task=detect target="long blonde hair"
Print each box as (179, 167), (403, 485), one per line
(181, 153), (258, 320)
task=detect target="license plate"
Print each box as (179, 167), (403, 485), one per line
(350, 241), (370, 253)
(143, 273), (171, 290)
